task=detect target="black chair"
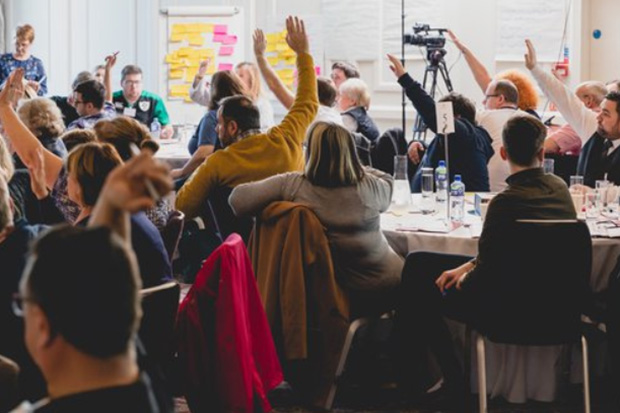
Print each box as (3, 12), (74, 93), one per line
(160, 210), (185, 262)
(474, 220), (592, 412)
(138, 281), (180, 371)
(370, 127), (407, 175)
(206, 185), (254, 244)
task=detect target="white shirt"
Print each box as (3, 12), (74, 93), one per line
(530, 65), (598, 143)
(476, 107), (525, 192)
(313, 105), (345, 126)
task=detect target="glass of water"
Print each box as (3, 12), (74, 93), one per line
(543, 158), (555, 174)
(570, 175), (584, 188)
(391, 155), (411, 212)
(585, 192), (600, 220)
(421, 167), (435, 214)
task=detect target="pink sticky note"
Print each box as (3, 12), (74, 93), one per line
(214, 24), (227, 35)
(213, 34), (226, 42)
(218, 63), (234, 71)
(222, 35), (238, 45)
(219, 46), (234, 56)
(315, 66), (321, 76)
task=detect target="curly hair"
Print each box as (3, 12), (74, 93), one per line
(496, 70), (539, 112)
(17, 98), (65, 139)
(93, 116), (158, 161)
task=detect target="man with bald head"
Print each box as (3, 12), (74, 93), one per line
(544, 81), (607, 155)
(476, 79), (524, 191)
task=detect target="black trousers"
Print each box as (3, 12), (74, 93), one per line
(394, 251), (478, 392)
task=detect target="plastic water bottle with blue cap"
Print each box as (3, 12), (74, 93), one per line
(150, 118), (161, 140)
(450, 175), (465, 225)
(435, 160), (448, 204)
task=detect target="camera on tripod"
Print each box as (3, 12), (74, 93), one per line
(403, 23), (447, 49)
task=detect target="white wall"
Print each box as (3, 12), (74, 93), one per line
(5, 0), (614, 131)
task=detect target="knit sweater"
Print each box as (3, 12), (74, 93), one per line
(175, 52), (318, 218)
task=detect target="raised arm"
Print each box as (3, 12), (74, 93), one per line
(229, 173), (289, 217)
(0, 69), (63, 189)
(253, 29), (294, 109)
(448, 30), (492, 92)
(272, 16), (319, 142)
(104, 52), (118, 103)
(89, 151), (172, 243)
(189, 59), (211, 106)
(525, 39), (598, 141)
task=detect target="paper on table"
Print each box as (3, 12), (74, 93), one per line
(219, 46), (234, 56)
(218, 63), (234, 71)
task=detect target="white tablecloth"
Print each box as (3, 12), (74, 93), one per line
(154, 139), (191, 169)
(380, 195), (619, 402)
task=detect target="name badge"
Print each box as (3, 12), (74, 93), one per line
(123, 107), (137, 117)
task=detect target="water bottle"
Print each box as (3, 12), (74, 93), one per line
(435, 160), (448, 203)
(150, 118), (161, 139)
(450, 175), (465, 224)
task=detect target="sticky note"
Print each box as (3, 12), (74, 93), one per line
(214, 24), (228, 35)
(185, 70), (196, 83)
(170, 33), (184, 42)
(197, 23), (213, 33)
(315, 66), (321, 76)
(213, 34), (226, 43)
(266, 43), (277, 53)
(169, 69), (184, 79)
(171, 24), (187, 35)
(222, 35), (237, 45)
(165, 54), (181, 64)
(206, 64), (216, 75)
(266, 33), (281, 43)
(284, 56), (296, 65)
(170, 84), (190, 97)
(267, 56), (280, 66)
(218, 63), (234, 71)
(184, 96), (194, 103)
(177, 48), (192, 57)
(219, 46), (234, 56)
(188, 35), (204, 46)
(276, 43), (289, 52)
(277, 69), (295, 79)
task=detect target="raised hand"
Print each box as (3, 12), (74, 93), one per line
(524, 39), (538, 70)
(386, 54), (406, 78)
(197, 58), (211, 78)
(447, 30), (467, 53)
(284, 16), (309, 55)
(253, 29), (267, 57)
(0, 69), (25, 107)
(105, 51), (119, 70)
(27, 147), (49, 200)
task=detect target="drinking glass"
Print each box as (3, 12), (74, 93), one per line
(585, 192), (600, 220)
(391, 155), (411, 212)
(543, 158), (555, 174)
(569, 175), (584, 188)
(421, 167), (435, 214)
(569, 187), (584, 214)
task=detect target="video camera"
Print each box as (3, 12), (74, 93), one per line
(403, 23), (448, 49)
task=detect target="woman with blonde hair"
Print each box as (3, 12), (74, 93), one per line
(235, 61), (275, 128)
(15, 97), (67, 168)
(0, 24), (47, 96)
(338, 78), (380, 142)
(230, 122), (403, 311)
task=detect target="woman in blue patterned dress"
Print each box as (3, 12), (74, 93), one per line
(0, 24), (47, 96)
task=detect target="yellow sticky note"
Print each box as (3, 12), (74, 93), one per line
(266, 33), (281, 43)
(197, 23), (213, 33)
(188, 35), (204, 46)
(169, 69), (184, 79)
(170, 33), (184, 42)
(206, 64), (216, 75)
(170, 84), (191, 98)
(267, 57), (280, 66)
(165, 53), (179, 63)
(277, 69), (295, 78)
(284, 56), (296, 65)
(170, 62), (186, 70)
(171, 24), (187, 35)
(184, 96), (194, 103)
(177, 47), (192, 57)
(276, 42), (289, 52)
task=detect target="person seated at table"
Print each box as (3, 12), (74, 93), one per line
(544, 81), (606, 156)
(387, 54), (493, 192)
(15, 97), (68, 168)
(49, 71), (93, 128)
(113, 64), (173, 139)
(253, 29), (343, 126)
(339, 78), (380, 142)
(230, 122), (403, 311)
(67, 79), (117, 130)
(175, 16), (318, 220)
(171, 70), (249, 182)
(331, 61), (360, 90)
(93, 116), (170, 230)
(393, 114), (576, 409)
(0, 24), (47, 96)
(61, 128), (97, 152)
(448, 30), (540, 118)
(10, 152), (173, 411)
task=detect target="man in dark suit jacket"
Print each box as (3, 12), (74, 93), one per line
(577, 92), (620, 187)
(394, 115), (576, 408)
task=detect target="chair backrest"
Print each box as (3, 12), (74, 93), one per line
(207, 185), (254, 244)
(138, 281), (180, 363)
(370, 127), (407, 175)
(160, 210), (185, 262)
(478, 220), (592, 345)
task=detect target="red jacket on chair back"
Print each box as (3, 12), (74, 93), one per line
(176, 234), (283, 412)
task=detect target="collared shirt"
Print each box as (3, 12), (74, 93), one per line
(112, 90), (170, 127)
(67, 102), (117, 130)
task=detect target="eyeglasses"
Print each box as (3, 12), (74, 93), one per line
(484, 94), (500, 99)
(123, 80), (142, 86)
(12, 293), (35, 317)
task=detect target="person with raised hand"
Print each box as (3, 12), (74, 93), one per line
(176, 16), (318, 219)
(387, 53), (493, 192)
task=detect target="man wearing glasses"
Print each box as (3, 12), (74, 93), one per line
(112, 65), (173, 139)
(476, 79), (523, 192)
(67, 79), (117, 130)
